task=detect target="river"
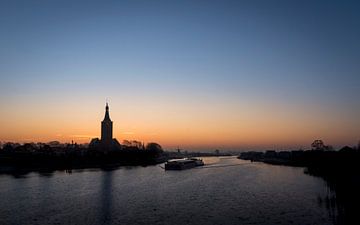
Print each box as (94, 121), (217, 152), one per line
(0, 157), (338, 225)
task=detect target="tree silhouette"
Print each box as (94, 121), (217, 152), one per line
(311, 140), (325, 150)
(146, 142), (163, 154)
(311, 140), (333, 151)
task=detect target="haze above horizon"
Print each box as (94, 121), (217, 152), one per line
(1, 0), (359, 151)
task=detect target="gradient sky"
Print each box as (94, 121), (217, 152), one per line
(1, 0), (359, 151)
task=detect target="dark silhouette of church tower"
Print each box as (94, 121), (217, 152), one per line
(101, 103), (113, 145)
(89, 103), (121, 151)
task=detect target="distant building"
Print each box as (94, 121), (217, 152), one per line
(265, 150), (277, 158)
(89, 103), (121, 151)
(339, 146), (355, 153)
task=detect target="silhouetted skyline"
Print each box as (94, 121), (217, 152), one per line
(0, 0), (360, 150)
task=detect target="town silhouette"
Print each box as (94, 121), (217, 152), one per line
(0, 103), (227, 175)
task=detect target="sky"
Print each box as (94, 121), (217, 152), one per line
(0, 0), (359, 151)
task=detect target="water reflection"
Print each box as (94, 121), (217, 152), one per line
(100, 170), (114, 224)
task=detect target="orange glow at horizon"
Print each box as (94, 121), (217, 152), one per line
(0, 98), (359, 151)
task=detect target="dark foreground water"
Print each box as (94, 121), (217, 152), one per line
(0, 157), (339, 225)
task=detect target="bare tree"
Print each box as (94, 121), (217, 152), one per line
(123, 140), (143, 148)
(311, 140), (333, 151)
(311, 140), (325, 151)
(122, 140), (132, 146)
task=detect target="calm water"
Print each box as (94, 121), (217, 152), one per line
(0, 157), (336, 225)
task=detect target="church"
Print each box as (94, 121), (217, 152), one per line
(89, 103), (122, 151)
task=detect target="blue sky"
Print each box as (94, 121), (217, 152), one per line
(1, 0), (359, 150)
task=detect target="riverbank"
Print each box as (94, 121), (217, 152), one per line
(238, 148), (360, 171)
(0, 147), (232, 175)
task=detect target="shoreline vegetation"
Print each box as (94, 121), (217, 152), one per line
(0, 142), (231, 175)
(238, 146), (360, 171)
(238, 147), (360, 225)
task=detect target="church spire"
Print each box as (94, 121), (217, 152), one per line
(103, 102), (111, 121)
